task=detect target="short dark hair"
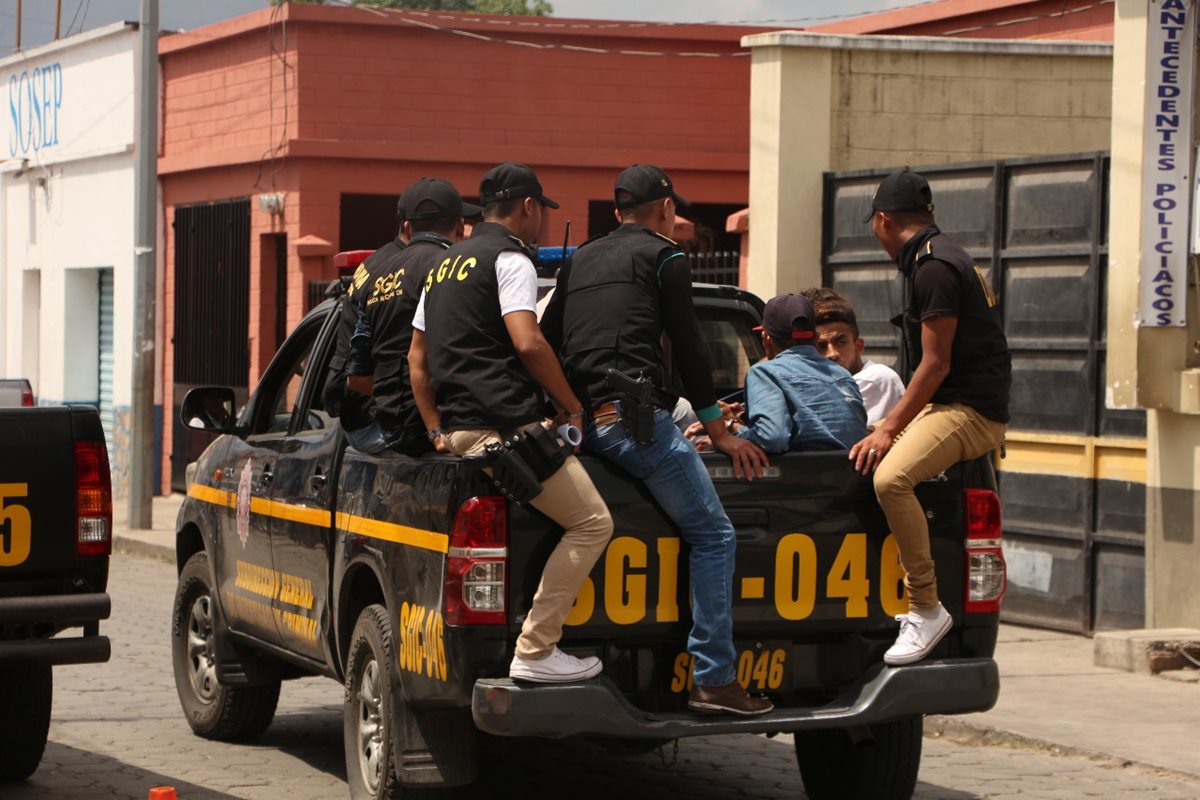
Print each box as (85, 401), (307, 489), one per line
(615, 190), (661, 222)
(768, 334), (794, 351)
(886, 209), (935, 228)
(801, 288), (860, 338)
(483, 197), (523, 219)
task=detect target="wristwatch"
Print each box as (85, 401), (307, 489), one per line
(427, 426), (443, 442)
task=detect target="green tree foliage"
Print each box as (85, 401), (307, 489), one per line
(274, 0), (553, 15)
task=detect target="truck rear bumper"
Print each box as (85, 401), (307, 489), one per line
(472, 657), (999, 739)
(0, 592), (112, 667)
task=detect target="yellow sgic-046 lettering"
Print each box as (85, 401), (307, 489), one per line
(399, 602), (447, 682)
(565, 532), (910, 626)
(0, 483), (32, 567)
(669, 648), (787, 694)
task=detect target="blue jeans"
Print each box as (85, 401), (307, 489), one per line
(585, 407), (737, 687)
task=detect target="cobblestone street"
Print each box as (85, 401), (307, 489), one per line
(9, 553), (1199, 800)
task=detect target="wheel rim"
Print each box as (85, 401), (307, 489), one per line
(185, 594), (218, 703)
(356, 658), (385, 794)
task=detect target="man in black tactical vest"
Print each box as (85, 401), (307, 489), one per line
(851, 168), (1011, 666)
(341, 177), (480, 455)
(541, 163), (773, 716)
(408, 162), (614, 683)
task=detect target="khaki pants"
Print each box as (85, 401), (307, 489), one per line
(445, 428), (613, 660)
(873, 403), (1005, 610)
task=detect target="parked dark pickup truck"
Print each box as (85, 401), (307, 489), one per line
(172, 281), (1005, 800)
(0, 406), (113, 781)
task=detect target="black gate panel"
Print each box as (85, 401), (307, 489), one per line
(823, 152), (1145, 633)
(172, 198), (251, 492)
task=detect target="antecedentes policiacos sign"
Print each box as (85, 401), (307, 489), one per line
(1140, 0), (1195, 327)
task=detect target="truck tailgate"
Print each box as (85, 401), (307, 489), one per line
(0, 407), (81, 578)
(505, 450), (976, 700)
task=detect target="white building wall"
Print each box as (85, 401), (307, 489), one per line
(0, 23), (141, 497)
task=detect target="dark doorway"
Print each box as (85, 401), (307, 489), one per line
(172, 198), (251, 492)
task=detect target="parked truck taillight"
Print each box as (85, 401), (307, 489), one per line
(963, 488), (1005, 614)
(75, 441), (112, 558)
(445, 496), (508, 625)
(20, 379), (34, 406)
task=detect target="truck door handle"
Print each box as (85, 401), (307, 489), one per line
(261, 465), (274, 485)
(311, 470), (328, 491)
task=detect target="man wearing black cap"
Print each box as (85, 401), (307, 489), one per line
(340, 177), (481, 455)
(852, 167), (1010, 666)
(542, 163), (773, 715)
(409, 162), (614, 684)
(728, 293), (866, 452)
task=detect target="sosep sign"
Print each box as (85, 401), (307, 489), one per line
(6, 61), (64, 158)
(1140, 0), (1195, 327)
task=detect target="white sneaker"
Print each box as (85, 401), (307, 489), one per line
(509, 646), (603, 683)
(884, 604), (953, 665)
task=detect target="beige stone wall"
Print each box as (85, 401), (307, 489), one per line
(742, 31), (1114, 299)
(829, 48), (1113, 171)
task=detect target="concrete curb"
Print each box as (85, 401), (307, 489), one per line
(113, 531), (175, 563)
(925, 716), (1200, 783)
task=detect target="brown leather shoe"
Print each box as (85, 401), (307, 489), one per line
(688, 681), (774, 716)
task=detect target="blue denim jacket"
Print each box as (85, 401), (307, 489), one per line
(734, 345), (867, 453)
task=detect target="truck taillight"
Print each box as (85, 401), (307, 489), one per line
(20, 385), (33, 406)
(964, 488), (1005, 614)
(75, 441), (112, 558)
(445, 496), (508, 625)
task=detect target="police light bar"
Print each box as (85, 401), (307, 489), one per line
(333, 250), (375, 276)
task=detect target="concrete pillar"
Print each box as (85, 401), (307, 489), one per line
(1109, 0), (1200, 627)
(745, 39), (832, 299)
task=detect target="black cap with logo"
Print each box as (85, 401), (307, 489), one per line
(479, 162), (559, 209)
(863, 167), (935, 223)
(398, 177), (482, 222)
(754, 293), (816, 342)
(614, 163), (690, 210)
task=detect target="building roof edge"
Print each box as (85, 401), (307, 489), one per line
(740, 30), (1112, 56)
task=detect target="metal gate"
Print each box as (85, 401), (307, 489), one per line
(171, 198), (251, 492)
(823, 152), (1146, 634)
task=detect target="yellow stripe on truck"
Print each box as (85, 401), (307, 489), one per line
(187, 483), (447, 554)
(335, 512), (449, 555)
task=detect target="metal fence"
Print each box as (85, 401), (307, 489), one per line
(688, 250), (740, 286)
(823, 152), (1146, 634)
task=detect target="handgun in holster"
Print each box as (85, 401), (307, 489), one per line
(605, 369), (657, 446)
(482, 423), (574, 505)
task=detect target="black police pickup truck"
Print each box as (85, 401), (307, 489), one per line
(0, 406), (113, 781)
(172, 281), (1005, 800)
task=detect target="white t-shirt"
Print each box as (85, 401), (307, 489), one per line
(412, 250), (539, 332)
(856, 359), (905, 427)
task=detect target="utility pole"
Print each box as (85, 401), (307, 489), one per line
(15, 0), (22, 50)
(54, 0), (61, 40)
(128, 0), (158, 529)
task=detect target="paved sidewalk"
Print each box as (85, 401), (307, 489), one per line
(114, 495), (1200, 780)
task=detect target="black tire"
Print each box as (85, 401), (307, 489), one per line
(344, 604), (458, 800)
(172, 551), (280, 741)
(793, 716), (923, 800)
(0, 666), (52, 781)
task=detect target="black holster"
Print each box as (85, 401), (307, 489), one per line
(483, 424), (573, 505)
(605, 369), (657, 446)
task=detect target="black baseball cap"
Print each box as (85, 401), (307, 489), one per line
(863, 167), (935, 223)
(479, 162), (559, 209)
(754, 294), (816, 342)
(614, 163), (690, 210)
(398, 177), (482, 222)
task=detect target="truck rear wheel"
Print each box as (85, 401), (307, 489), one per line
(0, 666), (52, 781)
(344, 604), (454, 800)
(793, 715), (922, 800)
(172, 551), (280, 740)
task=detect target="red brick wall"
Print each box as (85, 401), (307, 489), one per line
(157, 5), (758, 493)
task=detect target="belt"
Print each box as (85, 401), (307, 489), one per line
(589, 402), (621, 427)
